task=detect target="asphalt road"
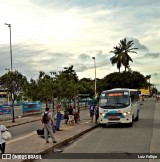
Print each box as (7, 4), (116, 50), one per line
(34, 98), (156, 162)
(9, 120), (40, 139)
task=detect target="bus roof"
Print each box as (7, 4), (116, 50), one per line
(102, 88), (138, 93)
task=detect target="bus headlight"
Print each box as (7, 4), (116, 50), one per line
(100, 113), (105, 117)
(123, 111), (131, 116)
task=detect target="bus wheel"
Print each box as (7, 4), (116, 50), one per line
(128, 115), (134, 127)
(102, 124), (107, 128)
(135, 112), (139, 121)
(128, 122), (133, 127)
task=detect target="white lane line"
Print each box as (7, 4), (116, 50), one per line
(8, 131), (37, 144)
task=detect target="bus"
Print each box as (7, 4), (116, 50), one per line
(98, 88), (140, 127)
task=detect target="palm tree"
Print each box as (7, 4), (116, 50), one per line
(110, 38), (138, 72)
(110, 46), (123, 72)
(120, 38), (138, 71)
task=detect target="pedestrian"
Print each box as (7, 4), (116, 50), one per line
(56, 108), (62, 131)
(68, 105), (73, 115)
(0, 125), (8, 154)
(90, 104), (95, 122)
(64, 110), (69, 124)
(73, 107), (78, 123)
(94, 105), (99, 124)
(68, 105), (74, 125)
(41, 107), (57, 143)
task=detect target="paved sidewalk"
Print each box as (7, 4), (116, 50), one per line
(0, 109), (98, 162)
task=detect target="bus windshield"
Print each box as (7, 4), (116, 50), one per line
(99, 91), (130, 109)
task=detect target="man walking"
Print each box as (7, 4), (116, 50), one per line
(90, 104), (95, 122)
(41, 107), (57, 143)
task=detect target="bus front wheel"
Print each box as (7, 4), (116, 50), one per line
(128, 115), (134, 127)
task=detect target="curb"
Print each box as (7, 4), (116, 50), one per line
(6, 119), (41, 128)
(22, 124), (99, 162)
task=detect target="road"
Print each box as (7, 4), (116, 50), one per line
(8, 120), (40, 139)
(33, 98), (157, 162)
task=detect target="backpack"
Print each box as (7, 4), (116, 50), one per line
(43, 112), (50, 124)
(90, 105), (95, 112)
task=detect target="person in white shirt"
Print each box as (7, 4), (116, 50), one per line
(0, 125), (8, 154)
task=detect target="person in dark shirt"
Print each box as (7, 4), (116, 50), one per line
(90, 104), (95, 122)
(68, 105), (73, 115)
(94, 105), (99, 124)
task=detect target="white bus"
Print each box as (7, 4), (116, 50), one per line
(98, 88), (140, 127)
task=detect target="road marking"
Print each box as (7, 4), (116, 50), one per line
(8, 131), (36, 144)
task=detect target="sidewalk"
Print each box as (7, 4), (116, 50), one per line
(0, 109), (97, 162)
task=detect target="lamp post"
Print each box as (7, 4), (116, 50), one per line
(92, 57), (97, 98)
(5, 23), (15, 122)
(4, 23), (13, 72)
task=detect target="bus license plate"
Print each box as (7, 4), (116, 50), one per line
(108, 116), (120, 120)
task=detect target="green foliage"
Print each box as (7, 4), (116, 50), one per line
(37, 71), (55, 103)
(0, 70), (27, 100)
(102, 71), (148, 90)
(78, 78), (94, 97)
(110, 38), (138, 72)
(0, 67), (152, 104)
(23, 78), (38, 101)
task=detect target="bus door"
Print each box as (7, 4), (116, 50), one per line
(130, 92), (139, 119)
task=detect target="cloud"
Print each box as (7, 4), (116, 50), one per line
(126, 38), (149, 52)
(79, 53), (90, 60)
(144, 53), (160, 58)
(0, 42), (76, 79)
(153, 73), (160, 76)
(0, 0), (160, 84)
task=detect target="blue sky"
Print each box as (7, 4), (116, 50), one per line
(0, 0), (160, 90)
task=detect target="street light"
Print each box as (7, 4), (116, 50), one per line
(92, 57), (97, 98)
(5, 23), (14, 122)
(4, 23), (13, 72)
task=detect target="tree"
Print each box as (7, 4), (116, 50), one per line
(102, 71), (148, 90)
(0, 70), (27, 122)
(78, 78), (94, 96)
(37, 71), (55, 108)
(23, 78), (38, 101)
(55, 65), (79, 108)
(110, 38), (138, 72)
(110, 46), (123, 72)
(63, 65), (78, 82)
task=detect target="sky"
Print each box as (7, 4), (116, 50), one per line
(0, 0), (160, 90)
